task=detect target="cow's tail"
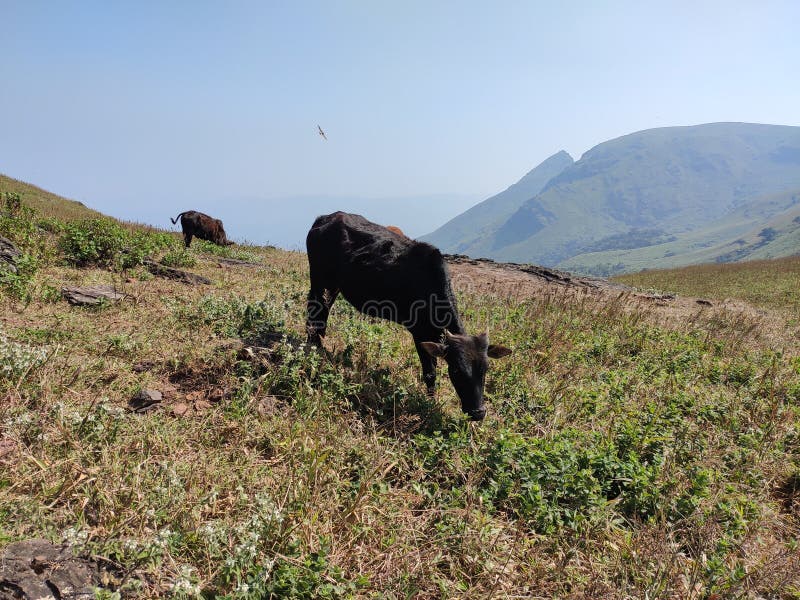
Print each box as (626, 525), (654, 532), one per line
(170, 211), (188, 225)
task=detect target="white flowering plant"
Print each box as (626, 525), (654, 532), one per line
(0, 327), (51, 384)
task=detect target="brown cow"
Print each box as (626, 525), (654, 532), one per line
(385, 225), (406, 237)
(170, 211), (234, 248)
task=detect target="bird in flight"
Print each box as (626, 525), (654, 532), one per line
(317, 125), (327, 140)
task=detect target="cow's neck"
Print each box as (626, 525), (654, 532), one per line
(434, 299), (465, 336)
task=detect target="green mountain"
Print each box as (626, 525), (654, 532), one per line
(420, 150), (573, 254)
(427, 123), (800, 274)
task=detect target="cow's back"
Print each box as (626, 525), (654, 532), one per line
(307, 211), (438, 273)
(306, 212), (452, 325)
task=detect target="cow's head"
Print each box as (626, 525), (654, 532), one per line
(421, 331), (512, 420)
(214, 219), (235, 245)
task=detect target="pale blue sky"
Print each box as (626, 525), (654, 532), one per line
(2, 1), (799, 245)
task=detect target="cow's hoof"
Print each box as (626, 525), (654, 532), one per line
(467, 407), (487, 421)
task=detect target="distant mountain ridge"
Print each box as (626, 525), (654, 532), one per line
(421, 151), (573, 255)
(424, 123), (800, 274)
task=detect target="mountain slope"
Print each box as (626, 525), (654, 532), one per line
(558, 188), (800, 275)
(420, 150), (573, 253)
(0, 174), (101, 220)
(434, 123), (800, 274)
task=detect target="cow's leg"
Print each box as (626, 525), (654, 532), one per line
(306, 285), (339, 346)
(414, 339), (438, 397)
(183, 233), (192, 248)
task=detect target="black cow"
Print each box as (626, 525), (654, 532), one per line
(170, 211), (234, 248)
(305, 211), (512, 420)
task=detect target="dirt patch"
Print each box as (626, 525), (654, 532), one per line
(0, 437), (18, 463)
(444, 255), (800, 349)
(773, 473), (800, 517)
(163, 360), (231, 413)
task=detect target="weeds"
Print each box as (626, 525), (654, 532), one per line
(0, 326), (52, 385)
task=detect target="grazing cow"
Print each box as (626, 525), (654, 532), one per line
(306, 211), (512, 420)
(385, 225), (406, 237)
(170, 211), (234, 248)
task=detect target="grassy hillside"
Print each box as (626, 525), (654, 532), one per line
(2, 186), (800, 597)
(559, 189), (800, 275)
(614, 255), (800, 316)
(421, 151), (573, 253)
(451, 123), (800, 274)
(0, 174), (102, 221)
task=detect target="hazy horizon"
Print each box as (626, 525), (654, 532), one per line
(143, 193), (483, 249)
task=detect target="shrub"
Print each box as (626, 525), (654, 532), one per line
(59, 219), (173, 269)
(2, 191), (22, 215)
(0, 198), (51, 301)
(0, 253), (40, 302)
(478, 429), (669, 532)
(160, 248), (197, 268)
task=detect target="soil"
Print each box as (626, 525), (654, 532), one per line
(444, 254), (800, 349)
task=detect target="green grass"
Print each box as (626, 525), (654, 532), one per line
(614, 255), (800, 315)
(1, 184), (799, 598)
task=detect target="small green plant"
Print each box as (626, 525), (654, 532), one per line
(258, 541), (359, 600)
(36, 216), (65, 234)
(0, 253), (40, 302)
(192, 239), (260, 263)
(0, 197), (52, 301)
(2, 191), (22, 215)
(160, 248), (197, 268)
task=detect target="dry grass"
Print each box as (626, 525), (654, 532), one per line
(614, 256), (800, 317)
(1, 184), (799, 598)
(1, 175), (101, 221)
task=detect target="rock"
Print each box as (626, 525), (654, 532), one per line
(143, 259), (211, 285)
(131, 361), (157, 373)
(443, 253), (633, 292)
(0, 539), (108, 599)
(0, 236), (21, 274)
(172, 402), (190, 416)
(129, 388), (163, 413)
(61, 285), (126, 306)
(696, 298), (713, 306)
(216, 257), (264, 268)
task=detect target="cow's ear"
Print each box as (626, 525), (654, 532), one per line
(420, 342), (447, 358)
(487, 345), (512, 359)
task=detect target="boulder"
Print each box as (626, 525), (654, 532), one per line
(61, 286), (126, 306)
(129, 388), (163, 413)
(0, 539), (108, 600)
(143, 260), (211, 285)
(0, 236), (21, 274)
